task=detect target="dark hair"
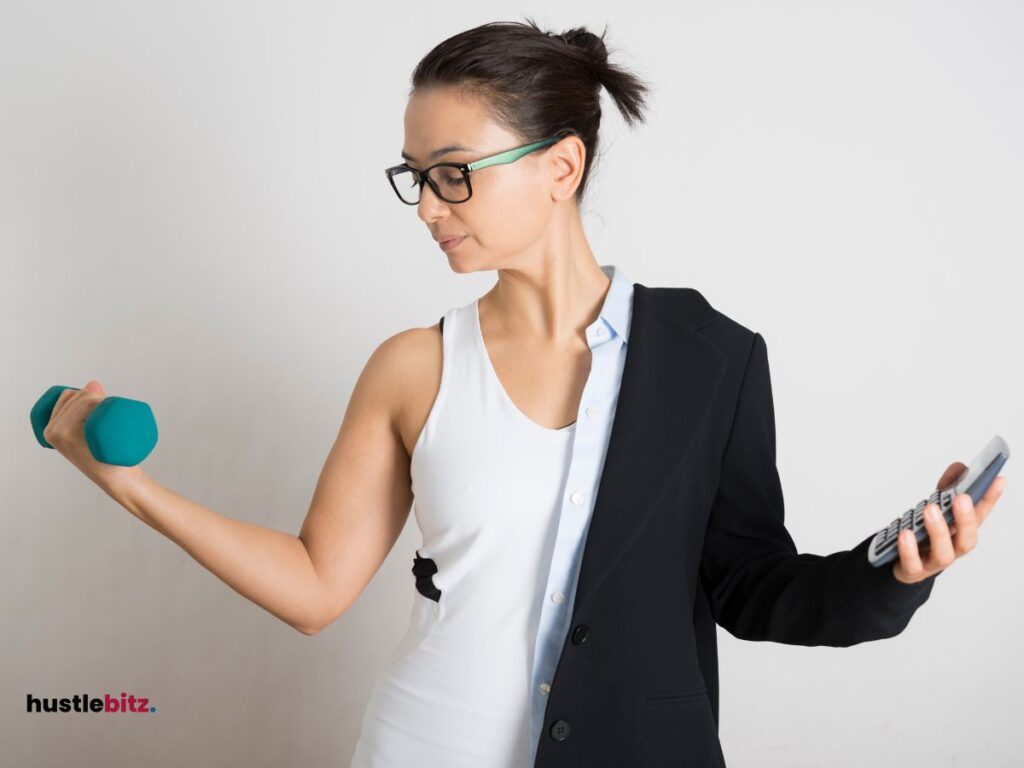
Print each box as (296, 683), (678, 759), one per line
(409, 17), (652, 209)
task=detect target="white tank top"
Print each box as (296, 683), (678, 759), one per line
(350, 297), (576, 767)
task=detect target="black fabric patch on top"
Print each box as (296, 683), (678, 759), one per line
(412, 550), (441, 602)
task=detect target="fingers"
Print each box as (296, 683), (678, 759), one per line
(45, 385), (101, 445)
(896, 527), (927, 579)
(894, 462), (1005, 584)
(49, 387), (79, 423)
(921, 502), (957, 570)
(897, 501), (956, 580)
(949, 493), (978, 555)
(52, 382), (103, 422)
(897, 475), (1005, 583)
(44, 389), (81, 445)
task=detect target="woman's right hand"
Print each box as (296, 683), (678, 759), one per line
(43, 379), (144, 495)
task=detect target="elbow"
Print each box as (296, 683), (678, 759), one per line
(294, 587), (354, 636)
(292, 608), (326, 636)
(299, 604), (349, 636)
(295, 603), (338, 636)
(294, 620), (322, 636)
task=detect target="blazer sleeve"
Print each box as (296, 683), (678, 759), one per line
(698, 331), (940, 647)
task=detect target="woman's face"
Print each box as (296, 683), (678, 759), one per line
(401, 86), (583, 273)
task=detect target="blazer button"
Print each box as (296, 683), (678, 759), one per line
(549, 719), (571, 741)
(571, 624), (589, 644)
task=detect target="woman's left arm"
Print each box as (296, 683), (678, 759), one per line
(698, 331), (1008, 647)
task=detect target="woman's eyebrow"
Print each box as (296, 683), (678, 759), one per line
(401, 144), (476, 163)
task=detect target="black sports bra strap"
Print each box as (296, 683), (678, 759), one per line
(439, 315), (444, 336)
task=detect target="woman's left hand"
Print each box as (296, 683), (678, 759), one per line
(892, 461), (1007, 584)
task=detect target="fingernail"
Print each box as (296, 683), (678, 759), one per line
(928, 504), (942, 522)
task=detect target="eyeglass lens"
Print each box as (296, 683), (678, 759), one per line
(390, 166), (470, 204)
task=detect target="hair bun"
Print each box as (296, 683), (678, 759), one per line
(552, 27), (609, 69)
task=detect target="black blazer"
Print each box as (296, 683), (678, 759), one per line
(511, 282), (939, 767)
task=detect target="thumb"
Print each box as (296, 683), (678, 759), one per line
(83, 380), (106, 396)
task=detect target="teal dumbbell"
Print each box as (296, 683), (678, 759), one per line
(30, 385), (158, 466)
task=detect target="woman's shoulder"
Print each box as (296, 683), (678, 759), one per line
(366, 321), (445, 458)
(641, 283), (757, 343)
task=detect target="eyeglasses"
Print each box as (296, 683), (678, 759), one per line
(384, 134), (569, 206)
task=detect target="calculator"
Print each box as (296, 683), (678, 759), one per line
(868, 434), (1010, 568)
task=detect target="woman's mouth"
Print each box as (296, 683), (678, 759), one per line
(439, 236), (466, 252)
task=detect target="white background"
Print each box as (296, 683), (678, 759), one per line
(2, 2), (1021, 766)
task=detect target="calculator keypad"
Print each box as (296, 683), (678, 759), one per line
(872, 489), (953, 559)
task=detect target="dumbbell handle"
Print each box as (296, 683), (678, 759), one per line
(31, 385), (159, 467)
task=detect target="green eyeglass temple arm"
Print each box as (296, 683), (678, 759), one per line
(466, 136), (562, 172)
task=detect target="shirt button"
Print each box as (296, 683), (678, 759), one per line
(585, 406), (598, 418)
(551, 591), (565, 604)
(570, 491), (584, 505)
(595, 326), (606, 337)
(538, 682), (551, 695)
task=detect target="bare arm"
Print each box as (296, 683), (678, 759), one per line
(111, 330), (421, 635)
(299, 329), (430, 633)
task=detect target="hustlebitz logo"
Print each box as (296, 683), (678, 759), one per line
(26, 692), (156, 714)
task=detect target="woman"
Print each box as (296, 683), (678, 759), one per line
(44, 18), (1005, 768)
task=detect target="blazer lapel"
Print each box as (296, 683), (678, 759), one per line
(570, 283), (728, 615)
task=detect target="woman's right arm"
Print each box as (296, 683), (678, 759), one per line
(111, 331), (420, 635)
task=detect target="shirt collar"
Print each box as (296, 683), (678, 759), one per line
(596, 263), (634, 344)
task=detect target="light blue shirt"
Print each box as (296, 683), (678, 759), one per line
(529, 262), (634, 764)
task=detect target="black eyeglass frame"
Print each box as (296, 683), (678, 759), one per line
(384, 132), (577, 206)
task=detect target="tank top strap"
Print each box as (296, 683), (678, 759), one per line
(446, 300), (491, 417)
(410, 303), (466, 466)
